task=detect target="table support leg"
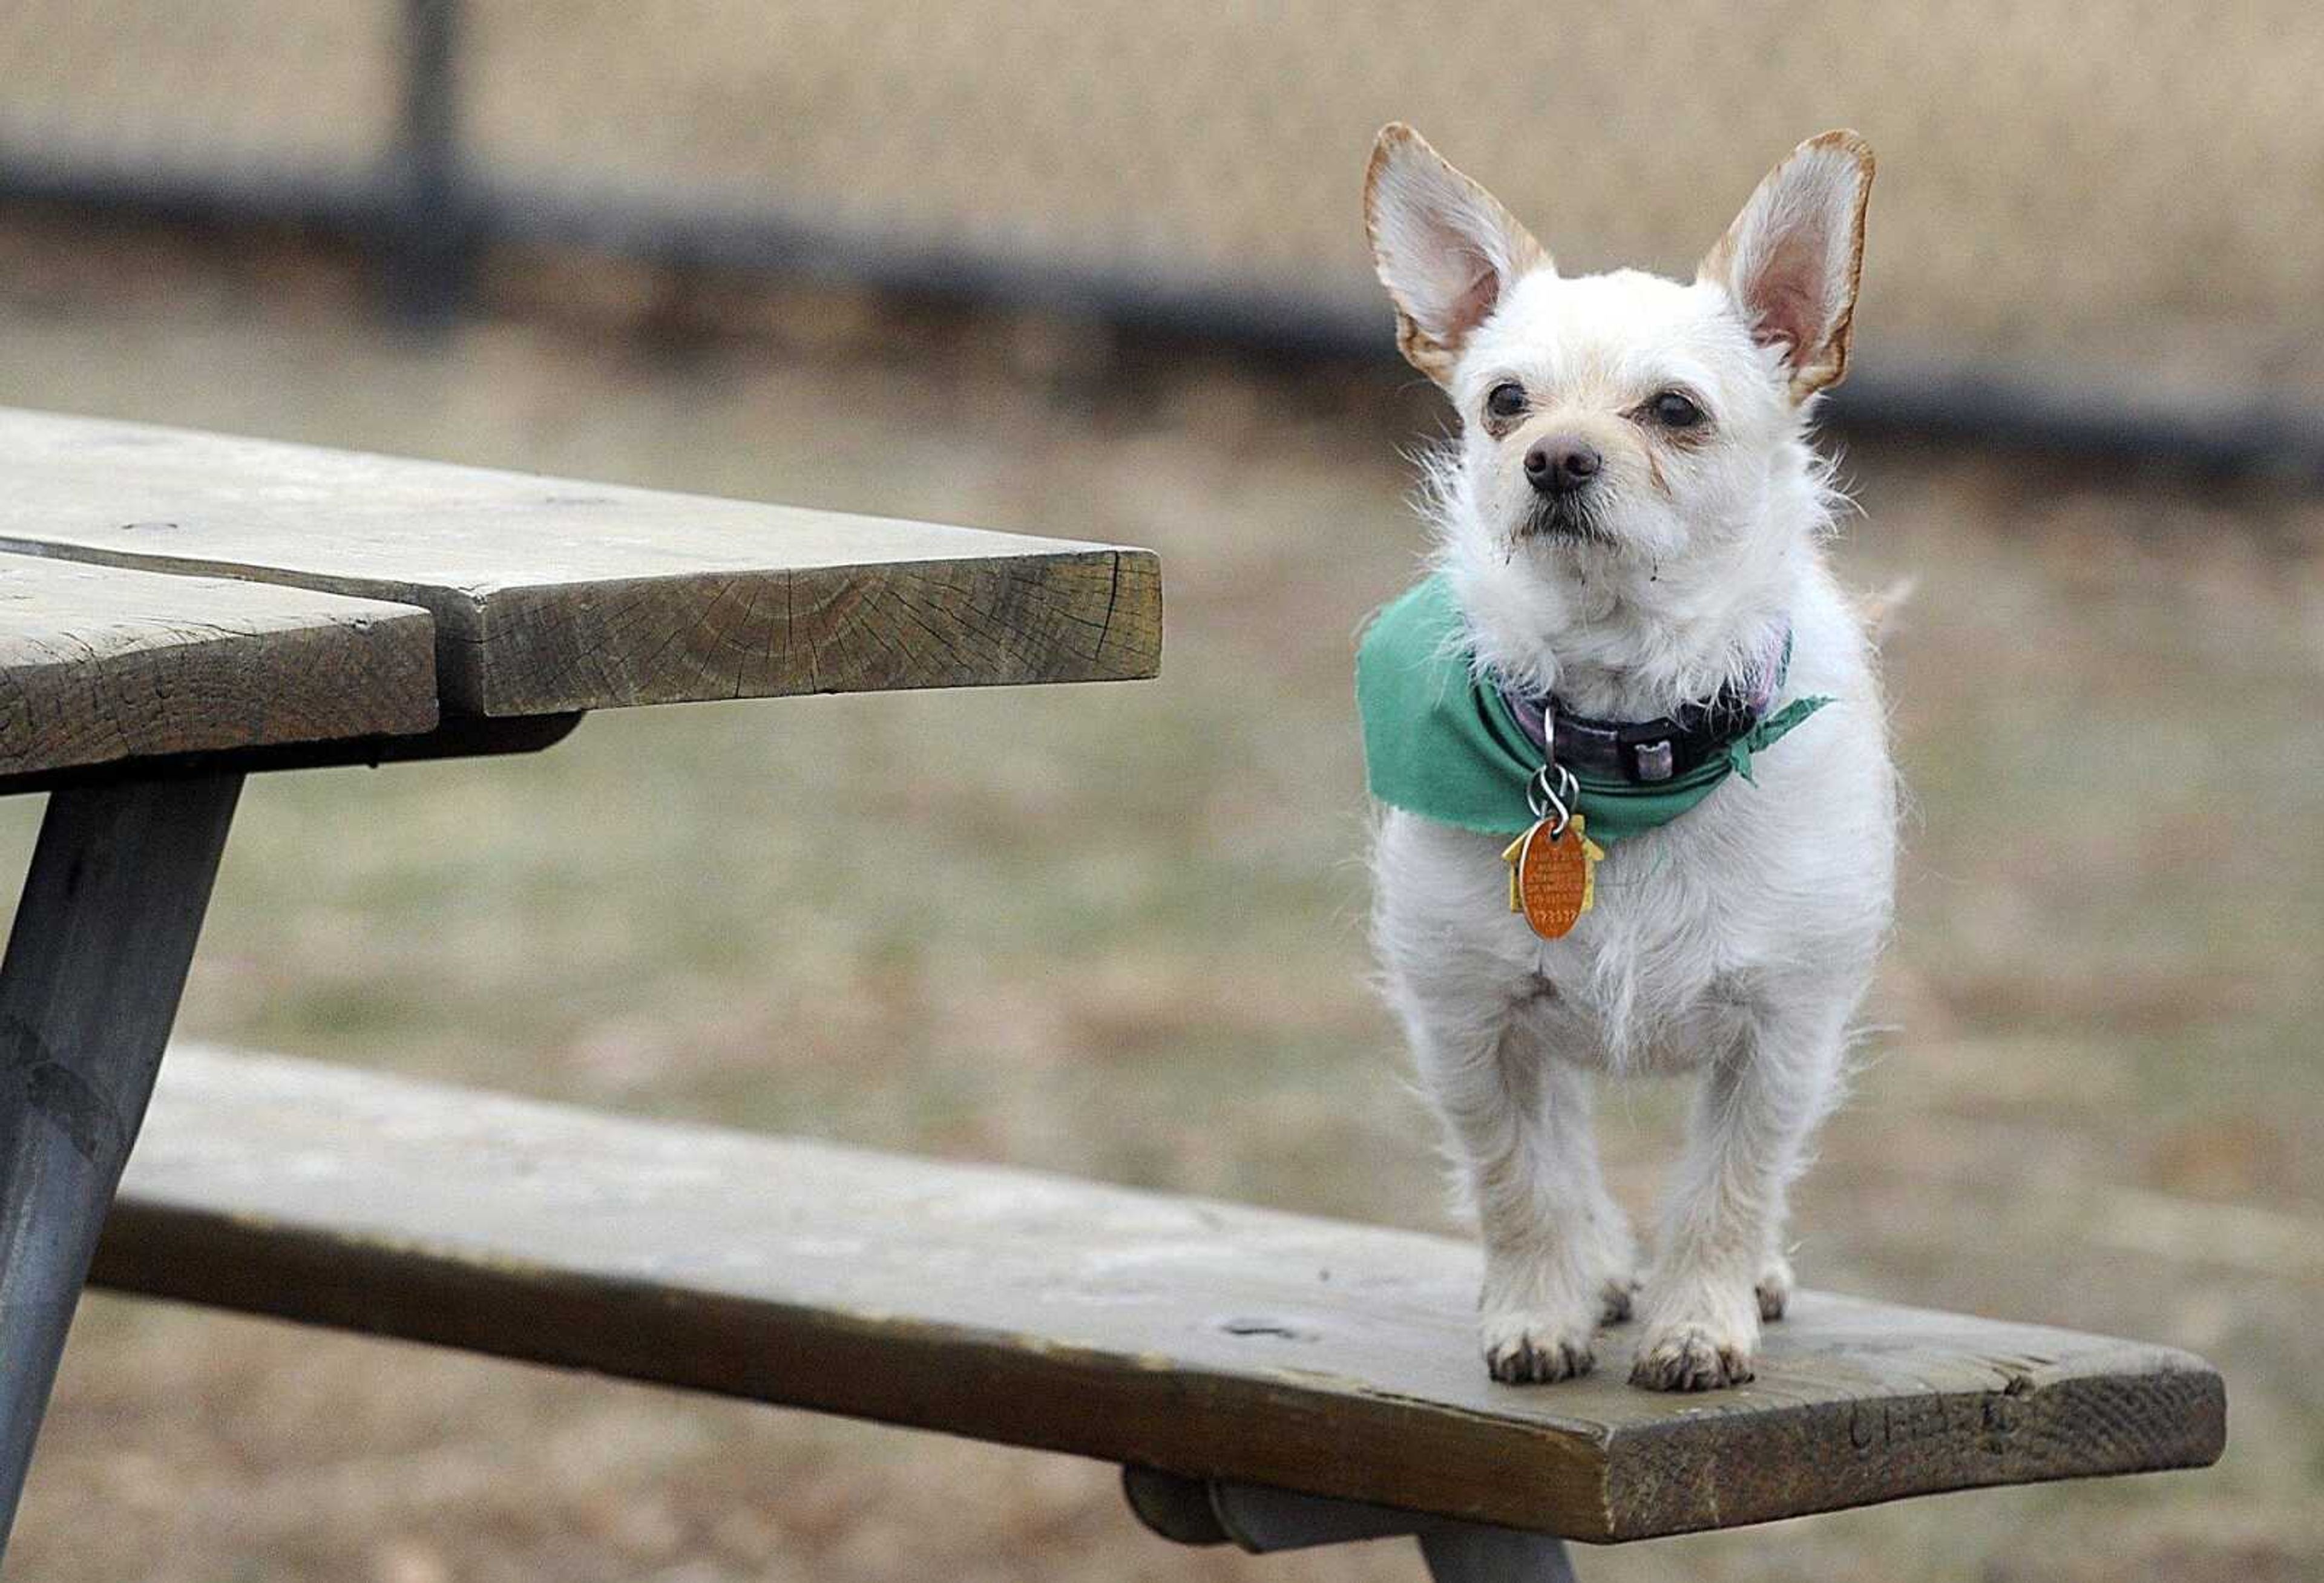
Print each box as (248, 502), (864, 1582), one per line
(1123, 1466), (1577, 1581)
(0, 774), (242, 1555)
(1418, 1524), (1579, 1583)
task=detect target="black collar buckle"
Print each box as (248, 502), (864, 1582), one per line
(1551, 682), (1761, 788)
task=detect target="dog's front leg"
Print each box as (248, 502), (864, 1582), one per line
(1413, 1013), (1635, 1383)
(1630, 992), (1848, 1391)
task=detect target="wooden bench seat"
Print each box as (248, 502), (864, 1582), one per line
(92, 1046), (2225, 1545)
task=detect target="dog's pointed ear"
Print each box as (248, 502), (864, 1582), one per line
(1365, 123), (1549, 387)
(1700, 130), (1874, 402)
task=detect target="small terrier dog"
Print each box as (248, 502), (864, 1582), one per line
(1359, 125), (1896, 1391)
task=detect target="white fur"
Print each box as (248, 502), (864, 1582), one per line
(1365, 128), (1894, 1390)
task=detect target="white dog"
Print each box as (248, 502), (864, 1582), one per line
(1358, 125), (1896, 1391)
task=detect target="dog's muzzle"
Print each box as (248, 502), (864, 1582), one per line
(1517, 436), (1606, 542)
(1518, 490), (1606, 544)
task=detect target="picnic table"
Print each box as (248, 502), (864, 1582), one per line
(0, 408), (2222, 1579)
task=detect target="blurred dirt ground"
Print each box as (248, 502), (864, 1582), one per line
(0, 228), (2320, 1582)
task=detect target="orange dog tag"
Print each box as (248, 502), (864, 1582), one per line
(1500, 814), (1605, 939)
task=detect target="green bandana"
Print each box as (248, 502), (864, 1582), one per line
(1355, 574), (1833, 844)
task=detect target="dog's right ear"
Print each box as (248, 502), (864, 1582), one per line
(1365, 124), (1548, 387)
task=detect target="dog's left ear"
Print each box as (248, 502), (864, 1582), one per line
(1701, 131), (1874, 402)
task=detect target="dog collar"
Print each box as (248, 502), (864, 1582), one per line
(1497, 626), (1789, 788)
(1355, 574), (1833, 845)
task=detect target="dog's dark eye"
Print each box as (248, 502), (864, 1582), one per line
(1484, 382), (1528, 422)
(1649, 390), (1705, 428)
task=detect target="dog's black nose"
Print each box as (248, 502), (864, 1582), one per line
(1525, 439), (1601, 495)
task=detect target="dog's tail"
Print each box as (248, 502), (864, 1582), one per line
(1853, 575), (1916, 640)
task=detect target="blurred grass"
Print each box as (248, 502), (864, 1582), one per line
(1, 235), (2320, 1581)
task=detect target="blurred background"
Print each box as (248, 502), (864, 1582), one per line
(2, 3), (2320, 1579)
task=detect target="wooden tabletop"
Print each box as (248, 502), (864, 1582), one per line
(0, 555), (437, 781)
(99, 1047), (2227, 1544)
(0, 408), (1162, 717)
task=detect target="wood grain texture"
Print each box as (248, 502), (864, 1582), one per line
(0, 554), (436, 778)
(0, 408), (1163, 715)
(94, 1048), (2226, 1543)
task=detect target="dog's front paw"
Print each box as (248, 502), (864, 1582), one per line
(1480, 1310), (1595, 1384)
(1628, 1320), (1756, 1392)
(1755, 1256), (1794, 1322)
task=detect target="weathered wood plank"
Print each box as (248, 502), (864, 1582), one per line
(0, 409), (1163, 715)
(94, 1048), (2225, 1543)
(0, 554), (436, 778)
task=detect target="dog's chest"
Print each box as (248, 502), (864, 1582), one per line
(1502, 834), (1759, 1060)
